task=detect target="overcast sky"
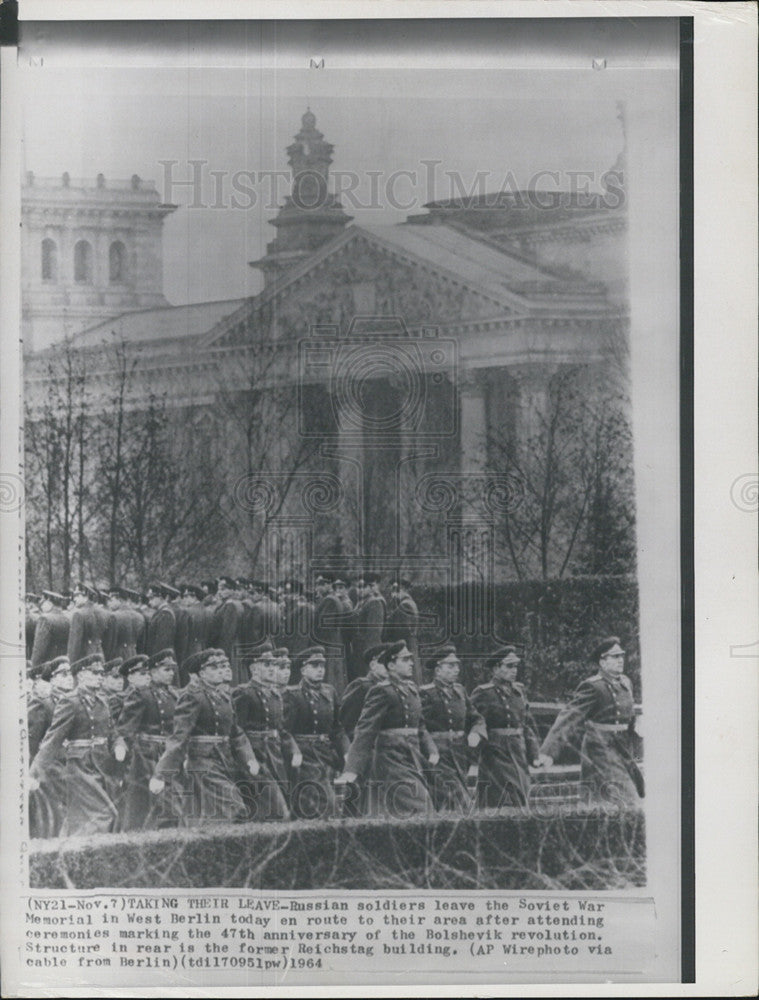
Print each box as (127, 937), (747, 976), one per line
(20, 21), (677, 304)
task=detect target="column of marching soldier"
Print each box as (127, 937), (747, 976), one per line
(25, 574), (643, 838)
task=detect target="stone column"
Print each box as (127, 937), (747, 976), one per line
(509, 363), (559, 444)
(333, 391), (363, 557)
(459, 369), (488, 474)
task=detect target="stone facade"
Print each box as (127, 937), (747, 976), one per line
(21, 172), (176, 352)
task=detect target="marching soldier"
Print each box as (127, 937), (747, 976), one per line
(273, 647), (293, 690)
(31, 591), (70, 666)
(314, 573), (348, 694)
(210, 576), (246, 685)
(104, 586), (146, 662)
(27, 662), (53, 760)
(337, 643), (388, 817)
(232, 641), (300, 821)
(338, 643), (388, 739)
(102, 658), (126, 717)
(385, 578), (422, 685)
(420, 646), (487, 813)
(145, 583), (179, 659)
(116, 651), (181, 830)
(67, 583), (111, 663)
(538, 636), (643, 806)
(175, 585), (213, 685)
(30, 653), (125, 836)
(27, 657), (72, 838)
(200, 579), (218, 608)
(336, 640), (438, 818)
(280, 580), (314, 659)
(471, 646), (541, 809)
(283, 647), (348, 820)
(237, 579), (268, 666)
(346, 572), (386, 682)
(150, 648), (259, 825)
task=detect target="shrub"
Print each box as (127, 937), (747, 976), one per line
(30, 806), (645, 891)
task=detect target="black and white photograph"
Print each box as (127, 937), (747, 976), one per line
(1, 2), (756, 995)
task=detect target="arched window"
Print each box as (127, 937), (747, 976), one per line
(74, 240), (93, 283)
(41, 238), (58, 282)
(109, 241), (126, 283)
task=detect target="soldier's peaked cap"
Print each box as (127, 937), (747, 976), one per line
(103, 657), (124, 675)
(247, 640), (275, 661)
(293, 646), (326, 668)
(217, 575), (237, 589)
(70, 653), (105, 674)
(41, 589), (67, 606)
(483, 645), (523, 673)
(73, 582), (99, 600)
(148, 649), (177, 669)
(592, 636), (622, 662)
(193, 648), (226, 670)
(27, 662), (44, 679)
(273, 647), (290, 659)
(182, 584), (205, 600)
(314, 572), (333, 584)
(44, 655), (71, 676)
(392, 577), (413, 590)
(160, 582), (180, 599)
(425, 644), (459, 672)
(378, 640), (410, 665)
(120, 654), (149, 677)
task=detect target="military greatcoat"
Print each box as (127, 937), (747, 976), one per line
(31, 609), (70, 666)
(344, 679), (437, 818)
(232, 679), (297, 821)
(31, 687), (118, 836)
(67, 601), (111, 663)
(283, 679), (349, 820)
(153, 681), (254, 825)
(117, 681), (181, 830)
(470, 680), (541, 808)
(540, 671), (643, 806)
(420, 679), (487, 813)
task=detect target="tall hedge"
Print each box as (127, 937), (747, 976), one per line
(412, 574), (640, 699)
(30, 806), (645, 891)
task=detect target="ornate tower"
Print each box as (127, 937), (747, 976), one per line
(250, 109), (352, 286)
(21, 171), (177, 352)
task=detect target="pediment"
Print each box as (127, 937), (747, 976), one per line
(202, 224), (555, 350)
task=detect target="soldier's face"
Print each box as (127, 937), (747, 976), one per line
(493, 654), (520, 683)
(255, 657), (276, 685)
(73, 591), (87, 607)
(600, 644), (625, 675)
(152, 663), (175, 686)
(103, 673), (123, 692)
(388, 648), (414, 680)
(51, 666), (73, 691)
(275, 663), (291, 687)
(301, 660), (325, 684)
(148, 593), (161, 608)
(200, 662), (225, 686)
(435, 654), (460, 684)
(40, 598), (53, 613)
(78, 667), (103, 690)
(107, 596), (120, 610)
(130, 669), (151, 689)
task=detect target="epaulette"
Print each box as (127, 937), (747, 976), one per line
(419, 683), (435, 690)
(512, 680), (525, 691)
(472, 682), (494, 692)
(452, 682), (467, 694)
